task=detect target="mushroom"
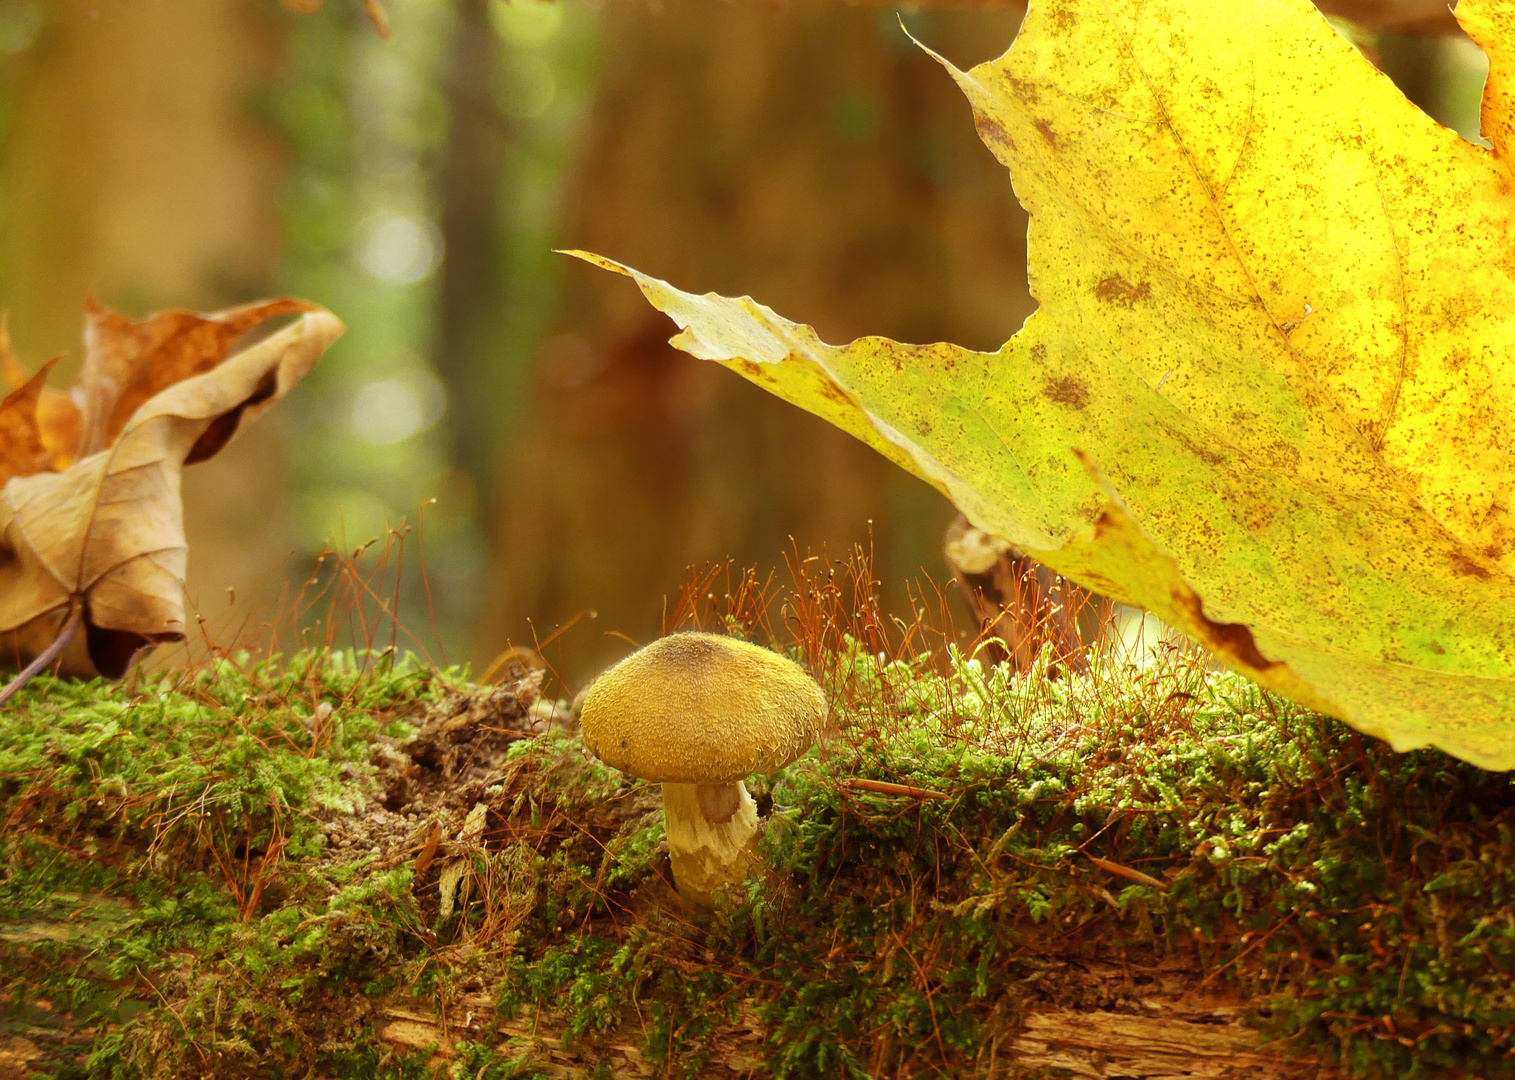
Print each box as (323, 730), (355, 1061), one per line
(579, 631), (826, 909)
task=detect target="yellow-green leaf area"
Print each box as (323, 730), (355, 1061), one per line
(579, 0), (1515, 770)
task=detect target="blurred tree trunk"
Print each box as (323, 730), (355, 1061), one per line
(481, 0), (1033, 683)
(0, 0), (290, 654)
(437, 0), (510, 512)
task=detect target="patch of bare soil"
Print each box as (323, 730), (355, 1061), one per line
(305, 660), (711, 1074)
(317, 660), (563, 872)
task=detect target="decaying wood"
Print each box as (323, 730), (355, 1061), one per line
(377, 992), (1329, 1079)
(0, 898), (142, 1080)
(0, 775), (1339, 1079)
(1008, 1008), (1324, 1079)
(378, 994), (757, 1078)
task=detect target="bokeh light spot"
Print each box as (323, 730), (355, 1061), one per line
(494, 54), (557, 120)
(351, 368), (447, 445)
(0, 1), (42, 54)
(356, 212), (443, 284)
(489, 0), (563, 48)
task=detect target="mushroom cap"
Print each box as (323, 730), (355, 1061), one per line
(579, 632), (826, 784)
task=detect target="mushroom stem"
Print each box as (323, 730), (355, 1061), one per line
(661, 780), (759, 908)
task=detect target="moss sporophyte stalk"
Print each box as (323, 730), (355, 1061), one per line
(4, 639), (1515, 1077)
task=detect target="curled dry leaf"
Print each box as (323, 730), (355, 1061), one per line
(0, 361), (59, 487)
(0, 300), (343, 679)
(1, 320), (77, 466)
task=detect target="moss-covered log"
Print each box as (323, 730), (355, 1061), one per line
(3, 635), (1512, 1078)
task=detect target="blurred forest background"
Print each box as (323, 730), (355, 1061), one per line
(0, 0), (1490, 685)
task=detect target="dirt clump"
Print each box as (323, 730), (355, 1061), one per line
(318, 658), (572, 873)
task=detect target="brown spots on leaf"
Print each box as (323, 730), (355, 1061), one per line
(1043, 376), (1090, 410)
(818, 379), (851, 406)
(1031, 344), (1048, 365)
(1160, 420), (1224, 466)
(1033, 119), (1060, 151)
(1093, 275), (1151, 308)
(975, 115), (1012, 151)
(1242, 503), (1276, 537)
(1008, 77), (1042, 106)
(1170, 590), (1281, 674)
(1437, 297), (1470, 334)
(1448, 551), (1493, 581)
(1265, 441), (1301, 472)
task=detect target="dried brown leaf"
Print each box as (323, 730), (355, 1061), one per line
(0, 306), (343, 678)
(0, 318), (75, 469)
(76, 297), (318, 457)
(0, 361), (57, 488)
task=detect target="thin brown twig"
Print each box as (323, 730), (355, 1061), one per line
(1086, 854), (1167, 891)
(416, 498), (445, 665)
(0, 599), (84, 708)
(842, 778), (950, 801)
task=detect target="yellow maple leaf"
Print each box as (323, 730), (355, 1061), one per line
(578, 0), (1515, 768)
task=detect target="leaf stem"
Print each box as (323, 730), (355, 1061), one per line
(0, 600), (84, 708)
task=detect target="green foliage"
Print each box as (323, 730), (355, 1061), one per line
(324, 1039), (443, 1080)
(448, 1041), (550, 1080)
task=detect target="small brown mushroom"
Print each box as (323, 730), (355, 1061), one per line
(578, 631), (826, 909)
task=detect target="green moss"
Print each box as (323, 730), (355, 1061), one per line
(6, 641), (1515, 1077)
(0, 651), (453, 1077)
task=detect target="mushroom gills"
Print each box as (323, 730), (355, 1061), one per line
(662, 781), (759, 907)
